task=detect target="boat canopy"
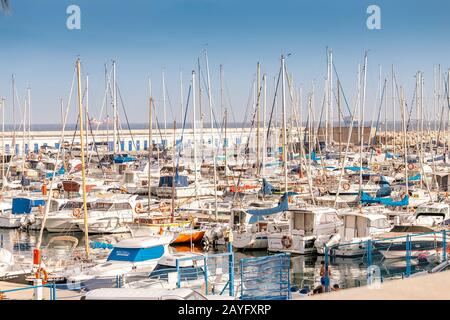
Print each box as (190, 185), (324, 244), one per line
(261, 178), (279, 195)
(345, 166), (370, 172)
(247, 192), (297, 223)
(12, 197), (46, 215)
(158, 175), (189, 188)
(107, 245), (165, 262)
(409, 174), (421, 181)
(114, 154), (137, 163)
(360, 192), (409, 207)
(45, 166), (65, 179)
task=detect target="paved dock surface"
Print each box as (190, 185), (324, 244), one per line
(0, 281), (82, 300)
(301, 271), (450, 300)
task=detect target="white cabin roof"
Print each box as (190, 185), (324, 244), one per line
(114, 236), (171, 249)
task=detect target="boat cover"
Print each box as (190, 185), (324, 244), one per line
(360, 192), (409, 207)
(247, 192), (297, 223)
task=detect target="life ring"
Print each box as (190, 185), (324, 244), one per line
(315, 177), (322, 185)
(73, 208), (82, 218)
(52, 190), (59, 199)
(342, 183), (351, 191)
(35, 267), (48, 285)
(134, 202), (144, 214)
(407, 163), (415, 170)
(159, 202), (170, 212)
(281, 235), (292, 249)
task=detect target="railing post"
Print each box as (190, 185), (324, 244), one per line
(204, 257), (209, 295)
(176, 259), (181, 288)
(228, 242), (234, 297)
(405, 234), (411, 277)
(53, 282), (57, 300)
(33, 279), (43, 300)
(366, 239), (372, 267)
(324, 246), (330, 292)
(443, 230), (447, 261)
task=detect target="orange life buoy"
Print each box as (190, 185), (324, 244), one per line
(73, 208), (82, 218)
(35, 267), (48, 285)
(342, 183), (351, 191)
(407, 163), (415, 170)
(315, 177), (322, 185)
(281, 235), (293, 249)
(135, 202), (144, 214)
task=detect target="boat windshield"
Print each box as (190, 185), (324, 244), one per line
(91, 202), (113, 211)
(370, 218), (390, 229)
(62, 201), (92, 210)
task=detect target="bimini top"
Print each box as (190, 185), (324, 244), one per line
(12, 197), (46, 215)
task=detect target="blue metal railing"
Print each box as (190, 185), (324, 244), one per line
(323, 229), (450, 287)
(0, 282), (57, 300)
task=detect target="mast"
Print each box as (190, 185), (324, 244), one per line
(112, 61), (118, 155)
(198, 58), (204, 161)
(148, 79), (153, 209)
(281, 55), (288, 193)
(401, 87), (409, 207)
(205, 50), (219, 220)
(27, 86), (31, 155)
(262, 73), (267, 176)
(359, 53), (368, 200)
(180, 70), (183, 125)
(86, 74), (89, 156)
(76, 58), (90, 258)
(192, 71), (199, 184)
(162, 69), (167, 138)
(171, 121), (176, 223)
(11, 75), (16, 157)
(328, 49), (333, 148)
(256, 62), (261, 175)
(392, 65), (396, 156)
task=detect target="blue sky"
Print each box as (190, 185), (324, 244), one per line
(1, 0), (450, 125)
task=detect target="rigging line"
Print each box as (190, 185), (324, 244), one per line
(116, 84), (136, 150)
(236, 79), (256, 150)
(332, 61), (353, 118)
(85, 111), (105, 175)
(176, 85), (192, 169)
(405, 84), (418, 132)
(266, 65), (282, 142)
(369, 79), (387, 164)
(224, 79), (237, 127)
(164, 85), (176, 125)
(232, 89), (259, 204)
